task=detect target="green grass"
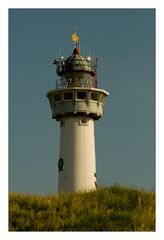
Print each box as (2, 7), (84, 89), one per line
(9, 185), (155, 231)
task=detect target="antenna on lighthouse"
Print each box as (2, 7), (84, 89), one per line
(58, 46), (61, 58)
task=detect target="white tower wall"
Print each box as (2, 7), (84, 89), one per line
(58, 116), (97, 193)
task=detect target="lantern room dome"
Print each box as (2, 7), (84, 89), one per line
(54, 48), (96, 77)
(65, 48), (92, 72)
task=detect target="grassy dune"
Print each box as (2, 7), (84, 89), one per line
(9, 185), (155, 231)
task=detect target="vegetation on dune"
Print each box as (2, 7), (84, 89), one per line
(9, 185), (155, 231)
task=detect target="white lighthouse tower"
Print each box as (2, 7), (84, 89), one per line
(46, 31), (109, 193)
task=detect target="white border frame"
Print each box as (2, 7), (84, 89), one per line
(1, 1), (163, 240)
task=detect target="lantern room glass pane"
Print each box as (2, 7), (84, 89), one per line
(77, 91), (87, 100)
(91, 92), (98, 101)
(100, 94), (105, 104)
(63, 91), (73, 100)
(54, 92), (61, 101)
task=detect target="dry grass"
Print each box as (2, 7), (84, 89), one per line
(9, 185), (155, 231)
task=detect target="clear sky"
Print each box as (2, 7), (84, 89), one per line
(9, 9), (155, 194)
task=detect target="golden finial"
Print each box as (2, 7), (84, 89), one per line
(72, 27), (80, 47)
(72, 33), (79, 43)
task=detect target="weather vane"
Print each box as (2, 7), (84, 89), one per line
(72, 27), (80, 48)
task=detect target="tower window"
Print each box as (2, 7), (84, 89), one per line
(63, 91), (73, 100)
(77, 91), (87, 100)
(90, 92), (98, 101)
(54, 92), (61, 102)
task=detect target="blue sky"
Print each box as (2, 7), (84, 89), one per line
(9, 9), (155, 194)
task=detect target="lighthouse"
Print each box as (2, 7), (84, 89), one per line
(46, 31), (109, 193)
